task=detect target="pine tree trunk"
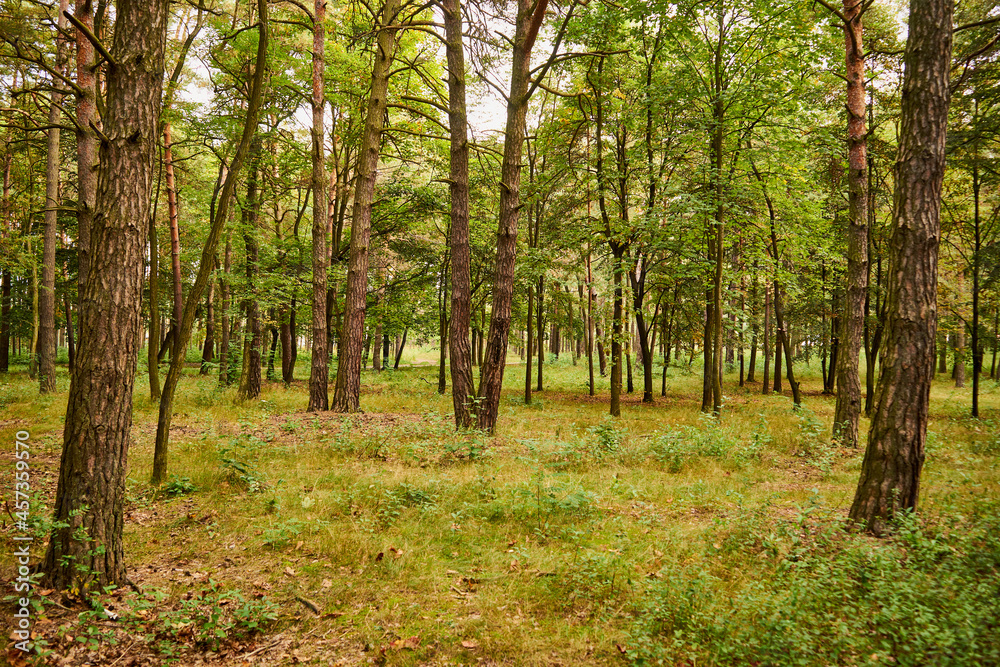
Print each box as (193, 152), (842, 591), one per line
(850, 0), (952, 535)
(43, 0), (168, 592)
(164, 122), (183, 356)
(610, 250), (624, 417)
(75, 0), (97, 291)
(307, 0), (329, 411)
(444, 0), (474, 425)
(332, 0), (401, 413)
(833, 0), (868, 446)
(39, 0), (69, 393)
(536, 274), (544, 391)
(953, 328), (966, 388)
(475, 0), (550, 432)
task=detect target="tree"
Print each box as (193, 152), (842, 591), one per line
(308, 0), (329, 412)
(444, 0), (475, 428)
(827, 0), (869, 448)
(848, 0), (953, 536)
(331, 0), (402, 413)
(42, 0), (169, 591)
(38, 0), (69, 394)
(476, 0), (556, 432)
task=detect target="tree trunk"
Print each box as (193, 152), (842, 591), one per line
(164, 122), (183, 357)
(308, 0), (329, 411)
(0, 156), (9, 372)
(762, 282), (770, 393)
(849, 0), (952, 535)
(525, 283), (534, 404)
(280, 302), (294, 384)
(953, 327), (965, 388)
(152, 2), (268, 484)
(610, 251), (624, 417)
(200, 281), (214, 373)
(970, 126), (981, 417)
(147, 203), (162, 397)
(332, 0), (401, 413)
(444, 0), (474, 425)
(238, 149), (263, 401)
(475, 0), (550, 432)
(393, 327), (408, 370)
(39, 0), (69, 393)
(75, 0), (97, 292)
(219, 238), (232, 385)
(536, 274), (544, 391)
(833, 0), (868, 447)
(43, 0), (168, 592)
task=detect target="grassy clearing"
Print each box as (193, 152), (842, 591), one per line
(1, 351), (999, 666)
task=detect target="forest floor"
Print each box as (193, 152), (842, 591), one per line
(1, 353), (999, 666)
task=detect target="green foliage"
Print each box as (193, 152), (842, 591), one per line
(627, 505), (1000, 666)
(163, 475), (198, 497)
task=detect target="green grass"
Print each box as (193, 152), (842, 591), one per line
(1, 350), (998, 665)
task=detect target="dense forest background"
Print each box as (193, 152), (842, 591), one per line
(0, 0), (998, 664)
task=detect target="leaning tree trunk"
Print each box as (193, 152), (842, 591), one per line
(475, 0), (550, 432)
(833, 0), (868, 446)
(151, 2), (267, 485)
(849, 0), (952, 535)
(43, 0), (168, 592)
(219, 239), (232, 385)
(307, 0), (329, 411)
(39, 0), (69, 393)
(444, 0), (475, 427)
(332, 0), (401, 413)
(164, 122), (183, 358)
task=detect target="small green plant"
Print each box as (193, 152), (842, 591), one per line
(163, 475), (198, 497)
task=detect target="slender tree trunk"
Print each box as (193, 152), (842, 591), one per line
(610, 250), (624, 417)
(164, 122), (183, 356)
(43, 0), (168, 592)
(971, 130), (981, 417)
(280, 302), (294, 384)
(536, 274), (544, 391)
(200, 281), (214, 373)
(525, 283), (534, 404)
(475, 0), (550, 432)
(75, 0), (97, 292)
(850, 0), (952, 535)
(444, 0), (474, 425)
(332, 0), (401, 413)
(147, 203), (161, 397)
(762, 283), (770, 393)
(953, 327), (966, 388)
(219, 238), (232, 385)
(40, 0), (69, 392)
(63, 291), (75, 371)
(152, 3), (267, 484)
(238, 150), (263, 401)
(0, 155), (9, 372)
(393, 327), (408, 369)
(308, 0), (329, 411)
(833, 0), (868, 446)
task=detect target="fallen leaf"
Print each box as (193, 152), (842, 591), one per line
(375, 552), (384, 562)
(389, 546), (404, 559)
(616, 643), (628, 654)
(461, 639), (479, 649)
(321, 579), (332, 589)
(284, 566), (296, 576)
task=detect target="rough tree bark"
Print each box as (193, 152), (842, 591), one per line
(849, 0), (952, 535)
(444, 0), (475, 427)
(43, 0), (168, 592)
(39, 0), (70, 393)
(332, 0), (401, 413)
(833, 0), (869, 447)
(308, 0), (329, 411)
(475, 0), (552, 432)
